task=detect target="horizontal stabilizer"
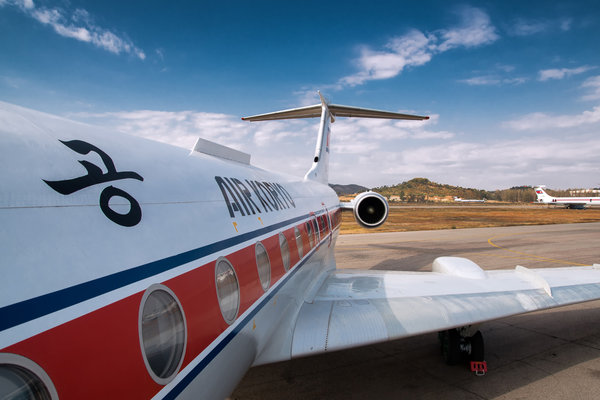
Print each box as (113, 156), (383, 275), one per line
(241, 95), (429, 185)
(242, 105), (322, 121)
(242, 104), (429, 122)
(327, 104), (429, 120)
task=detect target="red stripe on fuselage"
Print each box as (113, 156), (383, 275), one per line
(2, 210), (341, 399)
(554, 198), (600, 202)
(5, 293), (160, 399)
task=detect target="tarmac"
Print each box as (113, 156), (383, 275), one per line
(231, 222), (600, 399)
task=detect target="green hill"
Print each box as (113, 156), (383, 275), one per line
(373, 178), (487, 202)
(333, 178), (579, 203)
(372, 178), (536, 203)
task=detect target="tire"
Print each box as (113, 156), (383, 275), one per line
(441, 329), (461, 365)
(469, 331), (485, 361)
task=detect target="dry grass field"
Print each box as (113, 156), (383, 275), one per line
(340, 205), (600, 234)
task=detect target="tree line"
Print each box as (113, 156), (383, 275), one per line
(371, 178), (583, 203)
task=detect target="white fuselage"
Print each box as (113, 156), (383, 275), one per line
(542, 197), (600, 206)
(454, 198), (485, 203)
(0, 102), (340, 399)
(535, 186), (600, 209)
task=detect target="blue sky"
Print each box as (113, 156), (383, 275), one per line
(1, 0), (600, 190)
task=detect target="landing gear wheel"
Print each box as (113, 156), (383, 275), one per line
(439, 328), (485, 365)
(440, 329), (461, 365)
(469, 330), (485, 362)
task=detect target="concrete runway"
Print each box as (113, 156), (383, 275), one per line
(231, 222), (600, 400)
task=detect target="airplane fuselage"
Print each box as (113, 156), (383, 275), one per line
(534, 187), (600, 209)
(0, 102), (341, 399)
(545, 197), (600, 206)
(454, 199), (485, 203)
(8, 101), (600, 400)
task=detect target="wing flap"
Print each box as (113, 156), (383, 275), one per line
(291, 259), (600, 358)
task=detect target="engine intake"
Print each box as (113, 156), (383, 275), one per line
(348, 191), (389, 228)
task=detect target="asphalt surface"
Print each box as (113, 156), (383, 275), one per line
(231, 222), (600, 400)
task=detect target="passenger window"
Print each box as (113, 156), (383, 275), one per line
(215, 258), (240, 324)
(139, 285), (187, 384)
(279, 233), (290, 271)
(294, 227), (303, 258)
(255, 242), (271, 291)
(306, 221), (314, 248)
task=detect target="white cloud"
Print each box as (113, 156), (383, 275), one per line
(1, 75), (26, 89)
(344, 135), (600, 189)
(581, 75), (600, 101)
(71, 105), (600, 190)
(508, 17), (573, 36)
(538, 66), (594, 81)
(459, 75), (527, 86)
(75, 110), (252, 149)
(560, 18), (573, 32)
(496, 64), (516, 73)
(5, 0), (33, 9)
(509, 18), (549, 36)
(340, 6), (498, 87)
(459, 63), (527, 87)
(341, 30), (434, 86)
(504, 105), (600, 131)
(505, 77), (528, 85)
(2, 0), (145, 59)
(72, 109), (319, 176)
(71, 107), (444, 183)
(436, 7), (499, 51)
(330, 114), (449, 152)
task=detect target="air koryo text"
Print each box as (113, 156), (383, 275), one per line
(215, 176), (295, 218)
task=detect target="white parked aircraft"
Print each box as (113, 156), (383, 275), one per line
(534, 186), (600, 209)
(2, 96), (600, 399)
(454, 197), (486, 203)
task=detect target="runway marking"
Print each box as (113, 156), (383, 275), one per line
(472, 252), (552, 263)
(487, 232), (587, 266)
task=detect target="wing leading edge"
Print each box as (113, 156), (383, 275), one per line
(291, 257), (600, 358)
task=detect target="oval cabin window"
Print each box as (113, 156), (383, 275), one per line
(215, 257), (240, 324)
(279, 233), (290, 271)
(294, 227), (303, 259)
(139, 285), (187, 385)
(255, 242), (271, 291)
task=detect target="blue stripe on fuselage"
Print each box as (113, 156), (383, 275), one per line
(162, 226), (337, 400)
(0, 213), (311, 332)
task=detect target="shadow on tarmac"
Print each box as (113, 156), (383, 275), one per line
(232, 303), (600, 399)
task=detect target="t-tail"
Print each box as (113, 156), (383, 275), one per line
(242, 92), (429, 184)
(534, 186), (553, 203)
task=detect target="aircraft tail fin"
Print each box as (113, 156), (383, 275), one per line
(534, 186), (553, 203)
(242, 93), (429, 184)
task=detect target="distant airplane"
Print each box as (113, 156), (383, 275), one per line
(2, 95), (600, 399)
(534, 186), (600, 209)
(454, 197), (486, 203)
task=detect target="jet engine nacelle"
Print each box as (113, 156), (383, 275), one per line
(346, 191), (389, 229)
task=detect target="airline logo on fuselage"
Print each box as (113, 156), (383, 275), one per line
(215, 176), (295, 218)
(43, 140), (144, 227)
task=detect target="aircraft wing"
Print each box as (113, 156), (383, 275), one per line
(291, 257), (600, 358)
